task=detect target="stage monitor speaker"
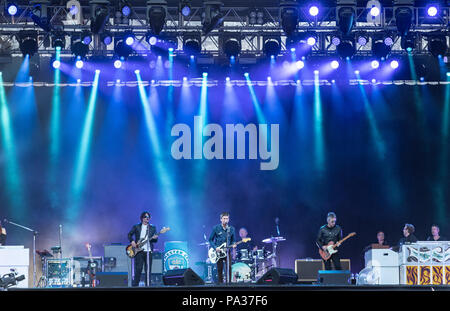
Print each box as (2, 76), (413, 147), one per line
(96, 272), (128, 287)
(162, 268), (205, 286)
(256, 268), (298, 285)
(317, 270), (351, 285)
(295, 259), (324, 282)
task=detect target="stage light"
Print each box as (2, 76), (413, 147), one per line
(101, 32), (113, 45)
(114, 59), (122, 68)
(223, 37), (241, 58)
(371, 60), (380, 69)
(183, 34), (202, 55)
(183, 76), (187, 81)
(202, 0), (223, 34)
(180, 0), (191, 17)
(52, 59), (60, 69)
(331, 36), (341, 46)
(52, 32), (66, 50)
(309, 5), (319, 17)
(7, 2), (18, 16)
(370, 6), (380, 17)
(307, 36), (317, 46)
(428, 35), (448, 58)
(124, 32), (135, 46)
(331, 60), (340, 69)
(226, 77), (230, 82)
(95, 69), (100, 73)
(372, 40), (391, 59)
(337, 0), (356, 36)
(384, 36), (394, 47)
(337, 40), (355, 59)
(147, 0), (167, 35)
(114, 39), (133, 59)
(30, 0), (52, 32)
(331, 79), (335, 83)
(81, 32), (92, 45)
(390, 60), (399, 69)
(393, 0), (413, 36)
(357, 35), (368, 46)
(121, 2), (131, 17)
(77, 78), (81, 83)
(89, 0), (110, 34)
(280, 0), (299, 36)
(427, 5), (438, 17)
(314, 70), (319, 74)
(296, 60), (305, 69)
(134, 69), (140, 74)
(263, 38), (281, 58)
(244, 72), (249, 77)
(354, 70), (360, 74)
(75, 59), (84, 68)
(68, 1), (79, 15)
(372, 78), (376, 83)
(71, 35), (89, 58)
(203, 72), (208, 77)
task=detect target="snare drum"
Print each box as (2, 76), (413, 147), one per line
(231, 262), (252, 283)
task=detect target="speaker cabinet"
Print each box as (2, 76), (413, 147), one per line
(295, 259), (324, 282)
(162, 268), (205, 286)
(317, 270), (351, 285)
(256, 268), (298, 285)
(96, 272), (128, 287)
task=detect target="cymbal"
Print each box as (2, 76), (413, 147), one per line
(198, 242), (210, 246)
(262, 236), (286, 243)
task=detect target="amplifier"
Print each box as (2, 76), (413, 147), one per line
(318, 270), (351, 285)
(46, 258), (73, 287)
(295, 259), (324, 282)
(96, 272), (128, 288)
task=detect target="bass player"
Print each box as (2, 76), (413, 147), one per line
(209, 212), (236, 284)
(317, 212), (343, 270)
(128, 211), (158, 286)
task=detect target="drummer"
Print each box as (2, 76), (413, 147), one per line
(233, 227), (257, 261)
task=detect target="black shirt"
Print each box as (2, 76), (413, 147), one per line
(0, 234), (5, 245)
(427, 236), (447, 241)
(209, 225), (236, 249)
(317, 225), (343, 246)
(398, 234), (418, 247)
(236, 238), (254, 252)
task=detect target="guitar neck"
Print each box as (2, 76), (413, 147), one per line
(338, 234), (354, 244)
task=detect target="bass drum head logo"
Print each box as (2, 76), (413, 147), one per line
(164, 249), (189, 271)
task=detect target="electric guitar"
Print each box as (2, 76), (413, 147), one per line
(318, 232), (356, 261)
(208, 238), (251, 264)
(85, 243), (97, 287)
(125, 227), (170, 258)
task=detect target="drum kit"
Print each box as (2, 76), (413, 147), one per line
(199, 235), (286, 283)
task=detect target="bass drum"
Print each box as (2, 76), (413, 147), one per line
(231, 262), (252, 283)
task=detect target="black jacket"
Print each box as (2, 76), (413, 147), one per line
(0, 233), (5, 245)
(398, 234), (418, 247)
(209, 225), (236, 249)
(128, 223), (158, 251)
(317, 225), (343, 246)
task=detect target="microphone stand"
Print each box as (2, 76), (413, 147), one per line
(225, 227), (230, 285)
(4, 219), (38, 288)
(146, 237), (150, 287)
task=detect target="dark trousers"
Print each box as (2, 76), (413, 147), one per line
(132, 251), (153, 286)
(217, 253), (232, 284)
(323, 252), (342, 270)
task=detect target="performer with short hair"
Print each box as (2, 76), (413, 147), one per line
(233, 227), (256, 261)
(317, 212), (343, 270)
(209, 212), (236, 284)
(427, 224), (446, 241)
(398, 223), (418, 247)
(128, 211), (158, 287)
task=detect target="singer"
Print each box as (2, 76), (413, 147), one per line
(0, 221), (6, 245)
(209, 212), (236, 284)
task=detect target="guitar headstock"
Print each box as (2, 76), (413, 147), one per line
(160, 227), (170, 234)
(85, 243), (91, 251)
(242, 238), (251, 242)
(349, 232), (356, 237)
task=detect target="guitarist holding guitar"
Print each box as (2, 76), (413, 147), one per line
(209, 212), (236, 284)
(317, 212), (355, 270)
(127, 211), (160, 287)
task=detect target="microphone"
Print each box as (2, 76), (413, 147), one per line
(3, 219), (8, 224)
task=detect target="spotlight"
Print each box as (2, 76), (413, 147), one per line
(370, 6), (380, 17)
(263, 38), (281, 58)
(52, 32), (66, 49)
(30, 0), (52, 32)
(371, 60), (380, 69)
(223, 36), (241, 58)
(101, 32), (113, 45)
(146, 32), (158, 45)
(202, 1), (223, 34)
(124, 32), (135, 46)
(7, 2), (18, 16)
(114, 59), (122, 68)
(336, 39), (355, 59)
(180, 0), (191, 17)
(114, 38), (133, 59)
(309, 5), (319, 17)
(314, 70), (319, 74)
(183, 33), (202, 55)
(147, 0), (167, 36)
(393, 0), (413, 36)
(390, 60), (399, 69)
(296, 60), (304, 69)
(372, 40), (391, 59)
(331, 60), (340, 69)
(71, 35), (89, 58)
(134, 69), (140, 74)
(354, 70), (360, 75)
(243, 72), (248, 77)
(384, 36), (394, 47)
(357, 35), (368, 46)
(120, 1), (131, 17)
(17, 30), (38, 57)
(52, 59), (61, 69)
(280, 0), (299, 36)
(81, 31), (92, 45)
(427, 5), (438, 17)
(331, 36), (341, 46)
(336, 0), (356, 36)
(89, 0), (110, 34)
(428, 35), (448, 58)
(75, 59), (84, 68)
(306, 36), (317, 46)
